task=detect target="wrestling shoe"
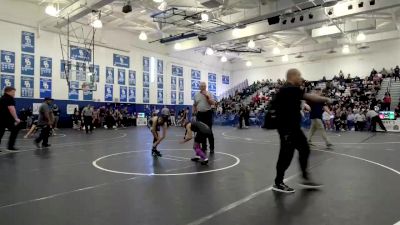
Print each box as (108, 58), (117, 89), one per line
(272, 183), (295, 193)
(200, 158), (209, 165)
(191, 156), (201, 162)
(154, 150), (162, 157)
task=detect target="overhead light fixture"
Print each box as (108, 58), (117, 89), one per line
(158, 1), (167, 10)
(327, 49), (337, 54)
(322, 0), (339, 7)
(342, 45), (350, 54)
(139, 31), (147, 41)
(356, 32), (366, 41)
(358, 43), (370, 49)
(348, 4), (353, 10)
(201, 13), (209, 22)
(91, 18), (102, 28)
(140, 9), (146, 13)
(282, 55), (289, 62)
(309, 13), (314, 19)
(174, 42), (182, 50)
(45, 4), (59, 17)
(299, 15), (304, 21)
(358, 1), (364, 8)
(221, 56), (227, 62)
(246, 61), (252, 67)
(198, 34), (207, 41)
(327, 8), (333, 16)
(247, 39), (255, 48)
(153, 0), (164, 3)
(272, 47), (281, 55)
(370, 0), (375, 6)
(282, 19), (287, 25)
(122, 1), (132, 13)
(295, 53), (304, 59)
(205, 47), (214, 55)
(265, 59), (274, 63)
(290, 17), (295, 23)
(232, 28), (241, 37)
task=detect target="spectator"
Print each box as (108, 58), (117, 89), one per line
(52, 104), (60, 129)
(382, 93), (391, 111)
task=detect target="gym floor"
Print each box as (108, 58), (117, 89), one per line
(0, 126), (399, 225)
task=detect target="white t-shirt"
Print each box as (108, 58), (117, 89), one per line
(322, 111), (331, 121)
(366, 110), (378, 118)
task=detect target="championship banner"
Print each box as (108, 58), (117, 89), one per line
(143, 57), (150, 72)
(191, 90), (196, 100)
(60, 60), (70, 79)
(90, 64), (100, 82)
(83, 90), (93, 101)
(157, 59), (163, 75)
(208, 73), (217, 82)
(157, 90), (163, 104)
(67, 104), (79, 114)
(21, 53), (34, 76)
(118, 68), (126, 85)
(105, 84), (113, 102)
(1, 74), (15, 91)
(171, 76), (177, 90)
(128, 70), (136, 86)
(143, 72), (150, 88)
(113, 54), (130, 68)
(208, 82), (216, 92)
(21, 76), (34, 98)
(39, 77), (52, 98)
(172, 65), (183, 77)
(21, 31), (35, 53)
(40, 57), (52, 77)
(171, 91), (176, 105)
(128, 86), (136, 103)
(157, 75), (163, 89)
(377, 120), (400, 132)
(222, 75), (230, 84)
(191, 69), (201, 80)
(179, 78), (184, 91)
(70, 45), (91, 61)
(68, 81), (79, 100)
(1, 50), (15, 73)
(143, 88), (150, 103)
(178, 92), (184, 105)
(120, 86), (127, 102)
(106, 67), (114, 84)
(191, 80), (200, 90)
(76, 62), (86, 81)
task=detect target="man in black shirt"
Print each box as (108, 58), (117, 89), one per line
(0, 87), (21, 151)
(273, 69), (331, 193)
(394, 65), (400, 82)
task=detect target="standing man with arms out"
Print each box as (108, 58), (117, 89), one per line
(0, 87), (21, 151)
(193, 82), (216, 154)
(34, 97), (54, 148)
(273, 69), (332, 193)
(82, 104), (94, 134)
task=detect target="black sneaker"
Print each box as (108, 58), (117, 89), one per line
(272, 183), (295, 193)
(298, 179), (323, 189)
(200, 159), (209, 165)
(34, 141), (41, 149)
(326, 143), (334, 149)
(210, 150), (215, 154)
(42, 144), (51, 148)
(191, 157), (200, 162)
(154, 150), (162, 157)
(7, 147), (19, 151)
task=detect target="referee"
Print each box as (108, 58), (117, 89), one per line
(194, 82), (216, 154)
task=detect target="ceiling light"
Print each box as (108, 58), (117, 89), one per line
(290, 17), (295, 23)
(247, 39), (255, 48)
(309, 13), (314, 19)
(282, 55), (289, 62)
(45, 5), (59, 17)
(153, 0), (164, 3)
(272, 47), (281, 55)
(139, 31), (147, 41)
(140, 9), (146, 13)
(358, 1), (364, 7)
(205, 47), (214, 55)
(322, 0), (338, 7)
(356, 32), (366, 41)
(91, 18), (103, 29)
(295, 53), (304, 59)
(201, 13), (209, 22)
(299, 15), (304, 21)
(370, 0), (375, 6)
(342, 45), (350, 54)
(221, 56), (227, 63)
(246, 61), (252, 67)
(174, 42), (182, 50)
(158, 1), (167, 10)
(232, 28), (241, 37)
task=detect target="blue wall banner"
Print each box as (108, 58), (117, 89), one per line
(1, 74), (15, 91)
(171, 91), (176, 105)
(21, 31), (35, 53)
(40, 77), (52, 98)
(21, 76), (34, 98)
(191, 69), (201, 80)
(157, 90), (163, 104)
(113, 54), (130, 68)
(178, 92), (184, 105)
(171, 76), (177, 90)
(76, 62), (86, 81)
(157, 75), (163, 89)
(191, 79), (200, 90)
(21, 53), (34, 76)
(191, 90), (196, 100)
(106, 67), (114, 84)
(128, 87), (136, 103)
(208, 73), (217, 82)
(157, 59), (163, 74)
(1, 50), (15, 73)
(143, 88), (150, 103)
(60, 60), (70, 79)
(172, 65), (183, 77)
(120, 86), (127, 102)
(208, 82), (216, 92)
(211, 91), (217, 101)
(222, 75), (230, 84)
(118, 68), (126, 85)
(83, 90), (93, 101)
(143, 72), (150, 88)
(91, 64), (100, 82)
(105, 84), (113, 101)
(69, 81), (79, 100)
(70, 45), (91, 61)
(40, 56), (52, 77)
(128, 70), (136, 86)
(179, 78), (184, 91)
(143, 57), (150, 72)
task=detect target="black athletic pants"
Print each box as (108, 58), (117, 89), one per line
(84, 116), (93, 133)
(0, 123), (20, 149)
(239, 115), (244, 129)
(275, 128), (310, 185)
(35, 125), (50, 146)
(196, 110), (214, 151)
(370, 116), (387, 132)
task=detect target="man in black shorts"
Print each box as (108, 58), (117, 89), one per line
(0, 87), (21, 151)
(273, 69), (332, 193)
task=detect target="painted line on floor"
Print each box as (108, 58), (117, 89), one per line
(163, 155), (192, 160)
(394, 220), (400, 225)
(0, 176), (141, 210)
(162, 156), (186, 162)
